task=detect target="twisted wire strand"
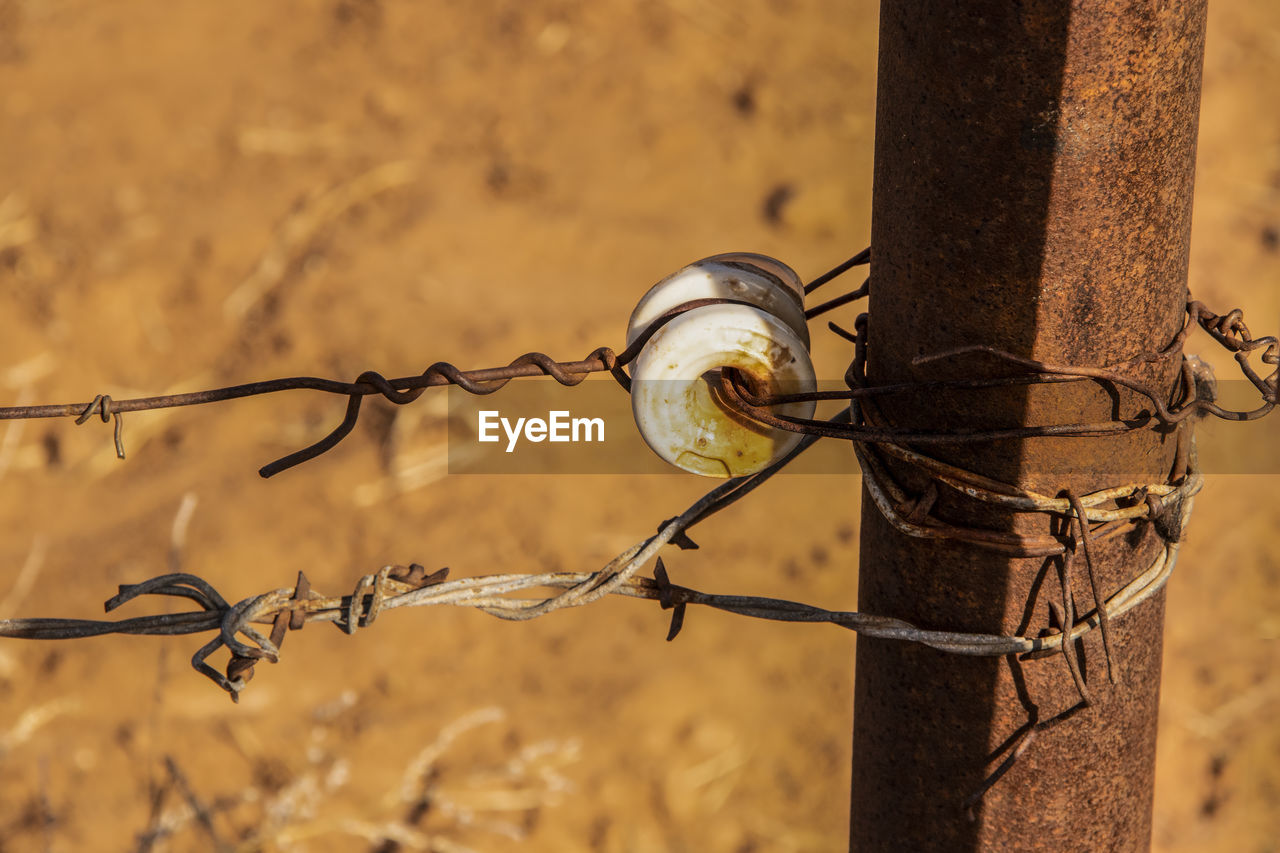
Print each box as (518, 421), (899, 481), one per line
(0, 291), (786, 479)
(739, 298), (1276, 439)
(0, 456), (1194, 701)
(853, 439), (1202, 557)
(0, 410), (840, 699)
(2, 242), (1269, 480)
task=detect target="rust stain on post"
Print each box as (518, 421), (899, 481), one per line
(852, 2), (1206, 850)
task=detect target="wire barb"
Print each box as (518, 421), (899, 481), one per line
(73, 394), (126, 459)
(0, 450), (1199, 702)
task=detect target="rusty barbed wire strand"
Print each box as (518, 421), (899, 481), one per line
(710, 283), (1270, 563)
(852, 438), (1201, 557)
(0, 294), (736, 478)
(3, 296), (1265, 481)
(3, 239), (1268, 481)
(0, 253), (877, 478)
(0, 441), (1196, 702)
(728, 306), (1275, 445)
(783, 361), (1206, 557)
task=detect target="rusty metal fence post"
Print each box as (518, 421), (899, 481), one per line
(851, 2), (1206, 849)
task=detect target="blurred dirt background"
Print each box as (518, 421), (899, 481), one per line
(0, 1), (1276, 851)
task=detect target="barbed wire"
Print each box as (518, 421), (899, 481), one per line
(0, 246), (1275, 810)
(726, 299), (1276, 444)
(1, 249), (1271, 476)
(0, 290), (809, 479)
(0, 248), (867, 479)
(0, 408), (1198, 700)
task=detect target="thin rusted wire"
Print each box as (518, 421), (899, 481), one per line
(725, 282), (1269, 567)
(0, 294), (732, 478)
(727, 299), (1276, 444)
(1066, 490), (1119, 686)
(2, 241), (1268, 482)
(0, 251), (866, 479)
(803, 246), (870, 295)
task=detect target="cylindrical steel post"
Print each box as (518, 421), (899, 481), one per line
(851, 2), (1206, 849)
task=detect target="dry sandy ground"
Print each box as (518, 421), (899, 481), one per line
(0, 2), (1276, 851)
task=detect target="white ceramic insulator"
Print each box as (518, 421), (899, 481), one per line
(630, 303), (817, 478)
(625, 253), (809, 349)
